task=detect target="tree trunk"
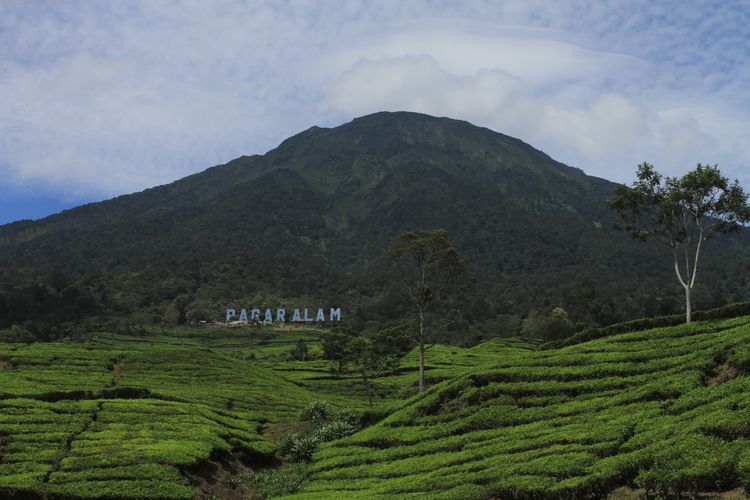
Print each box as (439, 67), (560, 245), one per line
(673, 247), (693, 324)
(361, 368), (373, 408)
(418, 308), (425, 392)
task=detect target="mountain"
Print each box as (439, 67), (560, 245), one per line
(1, 111), (749, 339)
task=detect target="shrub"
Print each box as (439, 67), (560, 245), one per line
(286, 435), (320, 462)
(549, 300), (750, 348)
(45, 479), (193, 499)
(634, 434), (738, 496)
(696, 301), (750, 322)
(335, 409), (359, 426)
(277, 433), (299, 458)
(299, 400), (330, 425)
(313, 421), (357, 442)
(251, 463), (306, 499)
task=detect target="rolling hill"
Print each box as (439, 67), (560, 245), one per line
(0, 325), (532, 498)
(1, 317), (750, 498)
(287, 317), (750, 499)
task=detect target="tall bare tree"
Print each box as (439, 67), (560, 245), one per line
(609, 163), (750, 323)
(387, 229), (471, 391)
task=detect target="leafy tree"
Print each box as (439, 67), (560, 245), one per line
(323, 326), (408, 406)
(608, 163), (750, 322)
(290, 339), (309, 361)
(521, 307), (576, 340)
(166, 294), (190, 325)
(372, 324), (413, 373)
(345, 336), (381, 408)
(386, 229), (472, 391)
(322, 330), (351, 374)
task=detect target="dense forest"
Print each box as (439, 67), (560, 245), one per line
(2, 111), (749, 342)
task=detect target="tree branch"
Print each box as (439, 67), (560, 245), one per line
(672, 245), (688, 289)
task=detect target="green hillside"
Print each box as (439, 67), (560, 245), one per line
(1, 318), (750, 498)
(0, 331), (318, 498)
(288, 317), (750, 499)
(2, 112), (750, 342)
(0, 326), (531, 498)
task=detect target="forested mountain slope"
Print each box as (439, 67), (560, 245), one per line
(2, 112), (749, 338)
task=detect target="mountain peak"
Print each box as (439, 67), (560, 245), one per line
(286, 111), (579, 182)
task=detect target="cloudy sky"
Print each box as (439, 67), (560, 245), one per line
(1, 0), (749, 224)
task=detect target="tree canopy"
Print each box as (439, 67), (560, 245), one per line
(386, 229), (472, 391)
(608, 163), (750, 322)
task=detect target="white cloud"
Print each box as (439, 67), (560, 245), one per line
(324, 54), (653, 180)
(0, 0), (748, 204)
(0, 1), (334, 197)
(324, 26), (647, 86)
(321, 19), (750, 185)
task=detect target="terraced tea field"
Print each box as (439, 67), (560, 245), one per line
(0, 332), (322, 498)
(3, 319), (750, 499)
(287, 317), (750, 499)
(0, 327), (529, 498)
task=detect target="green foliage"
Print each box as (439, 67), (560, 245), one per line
(283, 402), (359, 464)
(285, 435), (320, 463)
(46, 479), (193, 499)
(609, 162), (750, 322)
(0, 330), (334, 499)
(334, 409), (359, 426)
(291, 315), (750, 498)
(251, 463), (307, 499)
(322, 326), (412, 405)
(322, 331), (350, 373)
(550, 299), (750, 348)
(289, 339), (310, 361)
(3, 313), (750, 498)
(5, 113), (750, 342)
(277, 433), (299, 458)
(313, 420), (357, 442)
(386, 229), (473, 390)
(521, 307), (576, 340)
(299, 401), (330, 425)
(386, 229), (473, 312)
(634, 433), (739, 496)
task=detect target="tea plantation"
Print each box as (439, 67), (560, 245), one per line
(0, 327), (529, 498)
(2, 319), (750, 498)
(285, 317), (750, 499)
(0, 331), (325, 498)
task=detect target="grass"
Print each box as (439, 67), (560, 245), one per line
(1, 319), (750, 498)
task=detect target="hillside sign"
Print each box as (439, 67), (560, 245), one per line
(226, 307), (341, 323)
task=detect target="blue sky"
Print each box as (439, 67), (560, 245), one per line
(1, 0), (749, 224)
